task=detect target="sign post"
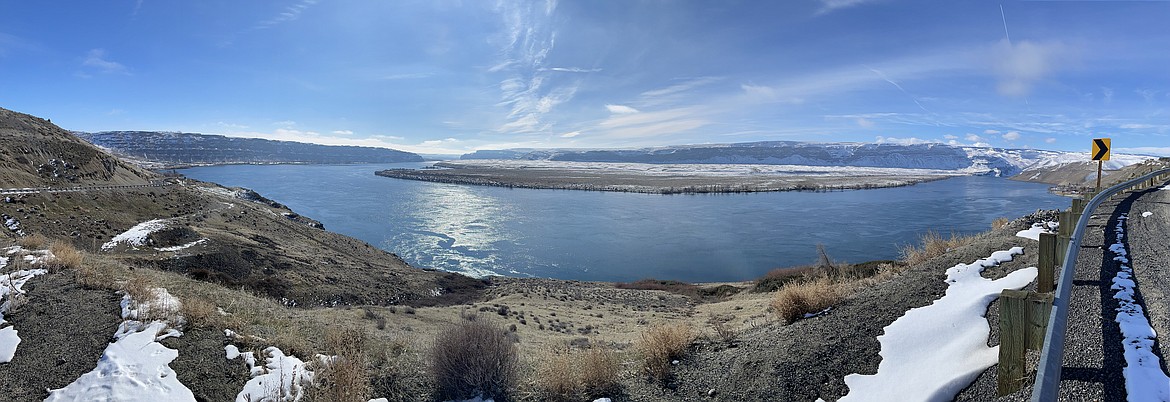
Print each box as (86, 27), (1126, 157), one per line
(1092, 138), (1111, 191)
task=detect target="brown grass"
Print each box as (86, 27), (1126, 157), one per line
(306, 327), (372, 402)
(122, 274), (156, 307)
(579, 347), (620, 397)
(431, 318), (519, 401)
(534, 346), (620, 400)
(770, 276), (842, 324)
(47, 241), (84, 271)
(17, 233), (49, 249)
(179, 296), (218, 328)
(992, 217), (1010, 230)
(74, 254), (116, 289)
(899, 230), (973, 266)
(636, 323), (696, 382)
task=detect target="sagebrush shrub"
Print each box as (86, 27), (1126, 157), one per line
(430, 319), (518, 401)
(637, 323), (695, 382)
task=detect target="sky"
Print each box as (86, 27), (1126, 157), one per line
(1, 1), (1169, 156)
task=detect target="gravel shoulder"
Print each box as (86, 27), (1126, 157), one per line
(1126, 186), (1170, 367)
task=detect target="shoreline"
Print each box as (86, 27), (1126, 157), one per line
(375, 162), (960, 194)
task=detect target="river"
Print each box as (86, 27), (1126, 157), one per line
(179, 163), (1068, 283)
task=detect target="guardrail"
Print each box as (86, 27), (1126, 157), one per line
(1030, 167), (1170, 401)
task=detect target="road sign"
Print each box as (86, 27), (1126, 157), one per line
(1092, 138), (1110, 161)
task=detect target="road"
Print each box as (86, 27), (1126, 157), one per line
(0, 181), (169, 196)
(1051, 181), (1169, 400)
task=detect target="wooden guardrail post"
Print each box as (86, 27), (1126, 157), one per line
(1056, 210), (1071, 266)
(1038, 233), (1057, 293)
(998, 290), (1055, 396)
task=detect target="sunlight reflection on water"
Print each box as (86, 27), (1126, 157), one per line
(391, 183), (515, 277)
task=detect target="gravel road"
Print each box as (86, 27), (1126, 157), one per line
(1048, 182), (1170, 400)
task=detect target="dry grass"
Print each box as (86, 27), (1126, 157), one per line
(534, 346), (621, 400)
(179, 296), (218, 328)
(899, 230), (973, 266)
(121, 274), (156, 307)
(636, 323), (696, 382)
(431, 318), (519, 401)
(47, 241), (84, 271)
(306, 326), (372, 402)
(17, 233), (49, 249)
(992, 217), (1010, 230)
(73, 254), (118, 289)
(770, 276), (842, 324)
(579, 347), (620, 397)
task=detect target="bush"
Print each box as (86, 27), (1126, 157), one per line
(431, 319), (518, 401)
(770, 277), (841, 324)
(579, 347), (620, 397)
(753, 266), (816, 293)
(636, 323), (695, 382)
(48, 241), (84, 271)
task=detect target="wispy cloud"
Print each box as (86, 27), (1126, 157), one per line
(605, 104), (639, 114)
(255, 0), (319, 30)
(380, 72), (434, 80)
(541, 67), (602, 73)
(595, 107), (708, 139)
(816, 0), (880, 15)
(637, 76), (723, 106)
(490, 0), (577, 135)
(1116, 147), (1170, 157)
(81, 48), (129, 75)
(990, 39), (1067, 97)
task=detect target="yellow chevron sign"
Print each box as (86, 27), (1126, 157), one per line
(1092, 138), (1110, 161)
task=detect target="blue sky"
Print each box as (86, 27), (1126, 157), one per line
(2, 1), (1169, 156)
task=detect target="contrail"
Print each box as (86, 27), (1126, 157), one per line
(1000, 4), (1012, 46)
(1000, 4), (1030, 107)
(866, 66), (932, 114)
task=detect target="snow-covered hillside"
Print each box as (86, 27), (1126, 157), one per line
(460, 141), (1154, 178)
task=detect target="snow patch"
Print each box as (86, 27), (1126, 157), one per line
(1106, 214), (1170, 401)
(1015, 221), (1058, 241)
(0, 246), (50, 363)
(102, 219), (169, 250)
(46, 287), (194, 401)
(155, 238), (208, 252)
(1142, 211), (1153, 218)
(230, 346), (316, 402)
(832, 247), (1036, 402)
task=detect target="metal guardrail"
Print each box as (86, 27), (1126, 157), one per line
(1031, 167), (1170, 401)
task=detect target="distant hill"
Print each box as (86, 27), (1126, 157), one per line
(73, 131), (423, 168)
(0, 108), (155, 187)
(461, 141), (1152, 178)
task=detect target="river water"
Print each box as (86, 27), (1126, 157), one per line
(179, 163), (1068, 282)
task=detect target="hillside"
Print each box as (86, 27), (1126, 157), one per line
(74, 131), (423, 168)
(461, 141), (1149, 178)
(2, 107), (469, 307)
(0, 109), (154, 188)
